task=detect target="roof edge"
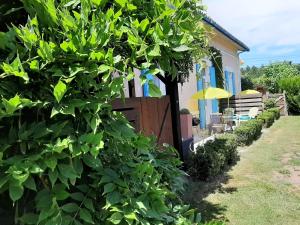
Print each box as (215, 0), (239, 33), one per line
(203, 16), (250, 52)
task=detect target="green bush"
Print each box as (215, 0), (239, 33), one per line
(264, 98), (277, 110)
(0, 0), (208, 224)
(257, 111), (275, 128)
(279, 76), (300, 114)
(188, 134), (238, 180)
(267, 108), (281, 120)
(234, 119), (263, 146)
(180, 108), (191, 115)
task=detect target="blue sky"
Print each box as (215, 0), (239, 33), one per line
(203, 0), (300, 67)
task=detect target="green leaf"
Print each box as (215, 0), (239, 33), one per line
(172, 45), (191, 52)
(148, 45), (161, 57)
(106, 191), (121, 205)
(140, 18), (150, 32)
(115, 0), (127, 7)
(9, 183), (24, 202)
(3, 95), (21, 114)
(45, 157), (57, 171)
(48, 169), (58, 187)
(29, 60), (39, 71)
(92, 0), (102, 6)
(103, 183), (116, 195)
(127, 3), (137, 11)
(58, 164), (78, 180)
(62, 203), (78, 213)
(148, 81), (162, 97)
(53, 185), (69, 200)
(1, 55), (29, 81)
(83, 198), (95, 212)
(53, 80), (67, 103)
(108, 212), (123, 224)
(24, 176), (37, 191)
(124, 212), (137, 220)
(80, 208), (94, 224)
(19, 213), (38, 224)
(98, 65), (111, 73)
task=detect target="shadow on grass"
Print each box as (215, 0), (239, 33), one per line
(183, 169), (237, 223)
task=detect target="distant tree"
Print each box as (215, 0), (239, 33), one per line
(241, 76), (254, 90)
(242, 62), (300, 93)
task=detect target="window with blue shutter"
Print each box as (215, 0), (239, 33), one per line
(196, 64), (206, 129)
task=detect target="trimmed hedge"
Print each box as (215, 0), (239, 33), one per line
(267, 108), (281, 120)
(188, 134), (238, 180)
(188, 108), (281, 180)
(234, 119), (263, 146)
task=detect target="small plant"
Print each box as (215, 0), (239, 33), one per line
(264, 98), (277, 110)
(180, 108), (191, 115)
(234, 119), (263, 146)
(188, 134), (238, 180)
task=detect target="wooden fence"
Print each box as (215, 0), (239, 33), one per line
(112, 96), (174, 146)
(221, 93), (263, 115)
(267, 92), (288, 116)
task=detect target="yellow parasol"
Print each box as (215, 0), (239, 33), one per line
(239, 89), (260, 95)
(191, 87), (232, 100)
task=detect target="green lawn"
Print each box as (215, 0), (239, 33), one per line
(184, 116), (300, 225)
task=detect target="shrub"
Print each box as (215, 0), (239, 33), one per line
(267, 108), (281, 120)
(279, 76), (300, 114)
(188, 134), (238, 180)
(257, 111), (274, 128)
(0, 0), (208, 224)
(180, 108), (191, 114)
(264, 98), (277, 110)
(234, 119), (263, 146)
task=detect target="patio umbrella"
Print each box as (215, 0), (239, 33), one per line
(240, 89), (260, 95)
(192, 87), (232, 100)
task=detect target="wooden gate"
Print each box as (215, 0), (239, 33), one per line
(267, 92), (288, 116)
(112, 96), (174, 146)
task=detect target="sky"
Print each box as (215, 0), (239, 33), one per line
(203, 0), (300, 67)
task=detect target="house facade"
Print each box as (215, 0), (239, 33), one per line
(121, 16), (249, 131)
(178, 16), (250, 129)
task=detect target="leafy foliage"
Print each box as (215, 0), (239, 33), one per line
(188, 134), (238, 180)
(234, 120), (263, 146)
(0, 0), (208, 224)
(209, 47), (223, 89)
(279, 76), (300, 114)
(263, 99), (276, 110)
(241, 76), (254, 91)
(241, 62), (300, 93)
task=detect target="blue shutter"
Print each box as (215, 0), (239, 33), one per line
(225, 71), (230, 92)
(209, 66), (219, 113)
(231, 72), (236, 95)
(141, 69), (153, 97)
(196, 64), (206, 129)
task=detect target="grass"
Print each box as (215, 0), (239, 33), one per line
(184, 116), (300, 225)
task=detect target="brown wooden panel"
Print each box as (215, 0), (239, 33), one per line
(156, 96), (173, 146)
(235, 93), (263, 99)
(140, 98), (159, 137)
(113, 97), (174, 146)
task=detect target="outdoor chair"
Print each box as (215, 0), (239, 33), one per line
(222, 108), (238, 131)
(210, 113), (224, 134)
(239, 107), (259, 122)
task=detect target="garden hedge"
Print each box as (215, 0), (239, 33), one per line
(234, 119), (263, 146)
(188, 134), (238, 180)
(188, 108), (281, 181)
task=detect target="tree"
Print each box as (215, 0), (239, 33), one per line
(0, 0), (208, 224)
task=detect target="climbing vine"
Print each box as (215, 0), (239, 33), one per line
(210, 46), (224, 88)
